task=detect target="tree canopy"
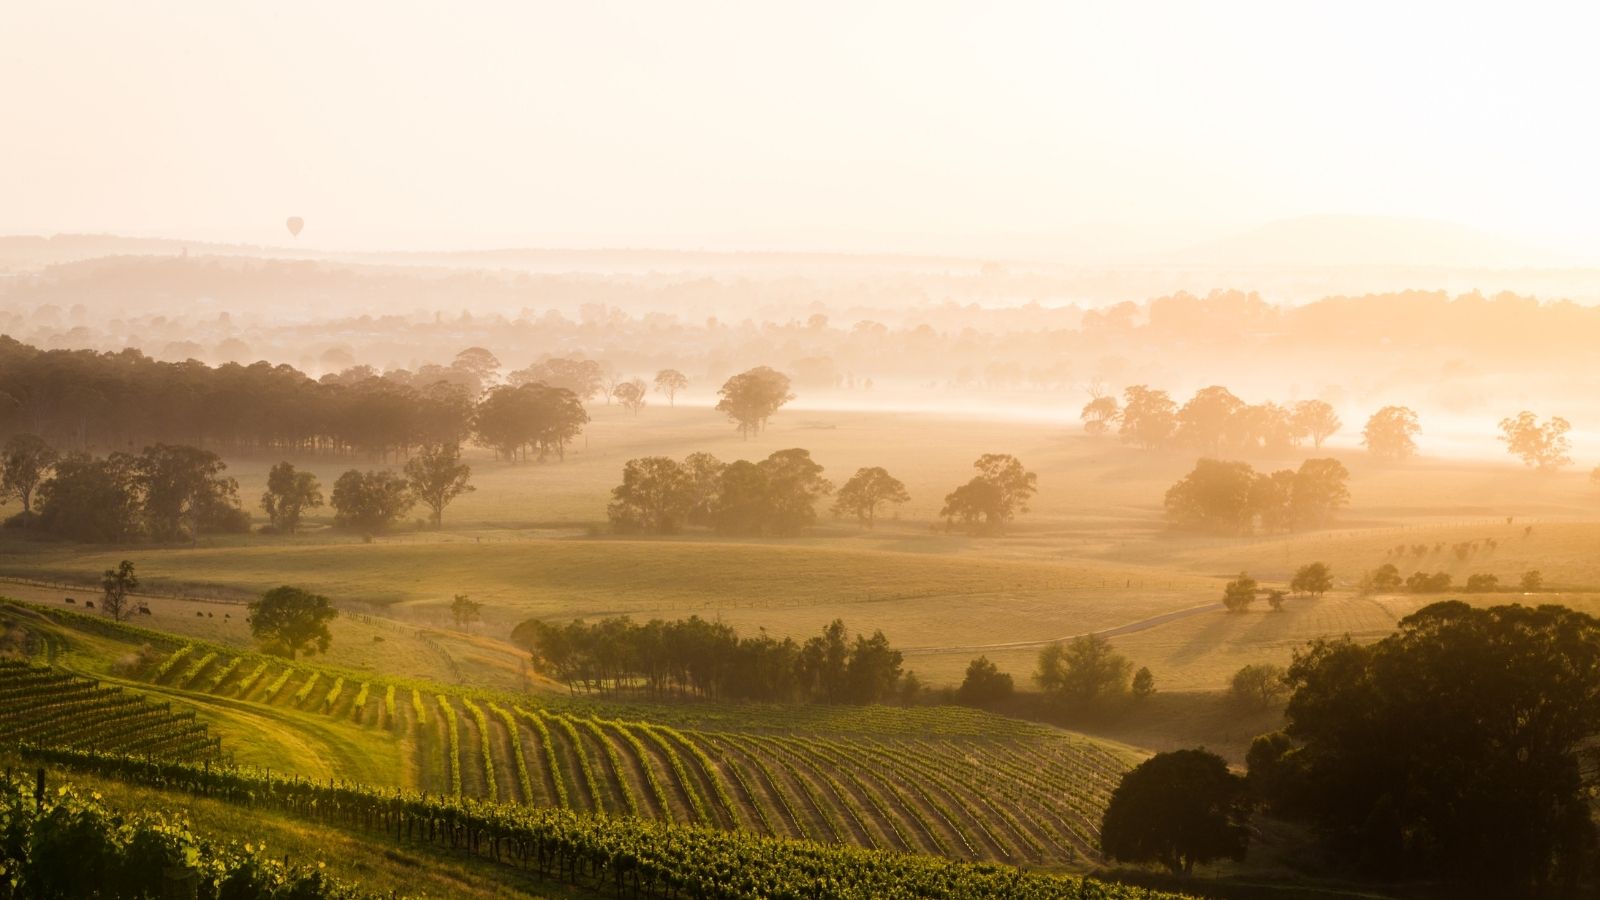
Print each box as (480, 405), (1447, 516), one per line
(248, 586), (337, 660)
(715, 367), (794, 438)
(1262, 601), (1600, 892)
(1100, 749), (1250, 876)
(1362, 406), (1420, 460)
(1498, 411), (1572, 471)
(940, 454), (1037, 534)
(260, 461), (322, 534)
(831, 467), (909, 528)
(330, 469), (413, 532)
(404, 443), (474, 527)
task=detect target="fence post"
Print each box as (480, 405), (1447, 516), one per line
(34, 767), (45, 810)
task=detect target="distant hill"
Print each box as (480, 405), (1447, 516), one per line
(1156, 214), (1574, 270)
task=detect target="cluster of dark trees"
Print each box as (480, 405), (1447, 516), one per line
(1103, 601), (1600, 896)
(511, 616), (905, 704)
(1220, 564), (1333, 612)
(0, 336), (795, 462)
(8, 433), (475, 542)
(1359, 563), (1543, 595)
(22, 442), (248, 542)
(607, 449), (836, 536)
(1164, 457), (1350, 535)
(1249, 602), (1600, 895)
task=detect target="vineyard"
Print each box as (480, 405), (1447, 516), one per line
(0, 659), (222, 763)
(136, 640), (1134, 868)
(17, 746), (1196, 900)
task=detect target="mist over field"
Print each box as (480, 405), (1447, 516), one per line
(4, 4), (1599, 899)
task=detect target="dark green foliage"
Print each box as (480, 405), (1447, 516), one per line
(1100, 749), (1250, 876)
(515, 615), (902, 704)
(1222, 573), (1258, 612)
(1274, 602), (1600, 893)
(957, 655), (1015, 706)
(248, 586), (337, 660)
(36, 452), (143, 542)
(329, 469), (412, 532)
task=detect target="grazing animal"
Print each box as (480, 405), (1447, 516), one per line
(64, 597), (75, 604)
(84, 601), (94, 609)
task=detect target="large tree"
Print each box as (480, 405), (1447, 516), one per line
(1080, 394), (1120, 436)
(248, 585), (337, 660)
(1100, 749), (1250, 876)
(831, 466), (909, 528)
(404, 443), (475, 527)
(472, 382), (589, 462)
(1264, 602), (1600, 892)
(715, 366), (794, 438)
(607, 456), (693, 534)
(1498, 411), (1572, 471)
(0, 433), (57, 520)
(1176, 386), (1246, 455)
(135, 444), (246, 541)
(1292, 400), (1342, 448)
(1118, 385), (1178, 449)
(1362, 405), (1420, 460)
(330, 469), (414, 532)
(260, 461), (322, 534)
(653, 369), (688, 406)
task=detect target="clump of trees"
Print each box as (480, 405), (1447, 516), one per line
(1086, 384), (1342, 454)
(715, 366), (794, 438)
(0, 433), (57, 524)
(1035, 633), (1147, 713)
(30, 442), (248, 543)
(607, 449), (836, 536)
(1100, 748), (1251, 877)
(940, 454), (1037, 534)
(1289, 562), (1332, 597)
(513, 616), (904, 704)
(1252, 602), (1600, 893)
(1362, 405), (1421, 460)
(473, 382), (589, 462)
(1164, 457), (1349, 535)
(1499, 411), (1572, 471)
(612, 378), (648, 414)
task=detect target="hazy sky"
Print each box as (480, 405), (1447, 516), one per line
(5, 2), (1599, 256)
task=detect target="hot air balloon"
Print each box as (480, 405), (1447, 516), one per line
(285, 217), (304, 238)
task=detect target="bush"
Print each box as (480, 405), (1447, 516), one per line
(956, 656), (1014, 706)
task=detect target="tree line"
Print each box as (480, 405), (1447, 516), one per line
(1163, 457), (1350, 535)
(0, 337), (802, 460)
(6, 434), (478, 541)
(607, 450), (1036, 536)
(511, 616), (906, 704)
